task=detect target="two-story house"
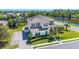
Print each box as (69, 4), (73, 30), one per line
(27, 15), (54, 37)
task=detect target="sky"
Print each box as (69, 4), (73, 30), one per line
(0, 0), (79, 9)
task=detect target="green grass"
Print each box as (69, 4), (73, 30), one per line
(9, 45), (18, 49)
(14, 23), (26, 31)
(33, 42), (59, 48)
(63, 39), (79, 43)
(2, 28), (14, 49)
(30, 36), (54, 45)
(60, 30), (79, 40)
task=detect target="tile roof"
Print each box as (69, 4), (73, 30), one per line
(30, 15), (50, 23)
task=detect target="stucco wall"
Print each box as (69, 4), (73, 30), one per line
(31, 30), (49, 37)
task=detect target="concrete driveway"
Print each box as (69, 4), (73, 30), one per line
(10, 31), (32, 49)
(40, 40), (79, 49)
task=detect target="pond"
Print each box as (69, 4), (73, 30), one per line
(68, 22), (79, 27)
(53, 17), (79, 27)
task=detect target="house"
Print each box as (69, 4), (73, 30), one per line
(27, 15), (54, 37)
(7, 13), (16, 19)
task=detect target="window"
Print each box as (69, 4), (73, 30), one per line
(36, 23), (40, 27)
(44, 23), (48, 26)
(31, 23), (35, 27)
(45, 31), (48, 35)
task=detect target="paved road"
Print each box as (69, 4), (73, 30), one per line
(40, 40), (79, 49)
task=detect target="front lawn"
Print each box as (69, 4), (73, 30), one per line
(60, 30), (79, 40)
(29, 36), (54, 45)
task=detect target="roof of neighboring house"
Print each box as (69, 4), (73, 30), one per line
(7, 13), (16, 17)
(29, 15), (50, 23)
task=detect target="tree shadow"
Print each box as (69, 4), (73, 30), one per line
(29, 37), (43, 44)
(48, 37), (54, 42)
(0, 41), (8, 49)
(55, 36), (61, 41)
(65, 30), (70, 32)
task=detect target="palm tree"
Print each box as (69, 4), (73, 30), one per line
(54, 26), (64, 38)
(63, 24), (70, 31)
(49, 27), (53, 38)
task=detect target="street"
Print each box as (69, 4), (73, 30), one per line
(41, 40), (79, 49)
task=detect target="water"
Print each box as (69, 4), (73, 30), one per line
(68, 22), (79, 27)
(54, 17), (79, 27)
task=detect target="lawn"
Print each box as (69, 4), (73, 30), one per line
(29, 36), (54, 45)
(60, 30), (79, 40)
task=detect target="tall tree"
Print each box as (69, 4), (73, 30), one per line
(63, 24), (70, 31)
(0, 24), (9, 40)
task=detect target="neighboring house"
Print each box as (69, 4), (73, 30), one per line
(7, 13), (16, 19)
(27, 15), (54, 37)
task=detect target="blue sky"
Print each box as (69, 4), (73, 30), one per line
(0, 0), (79, 9)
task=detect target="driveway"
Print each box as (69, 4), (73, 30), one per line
(10, 31), (32, 49)
(40, 40), (79, 49)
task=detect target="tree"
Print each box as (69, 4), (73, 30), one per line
(63, 24), (70, 31)
(49, 27), (53, 38)
(7, 19), (13, 28)
(0, 24), (9, 40)
(54, 26), (64, 38)
(7, 19), (18, 28)
(68, 13), (71, 20)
